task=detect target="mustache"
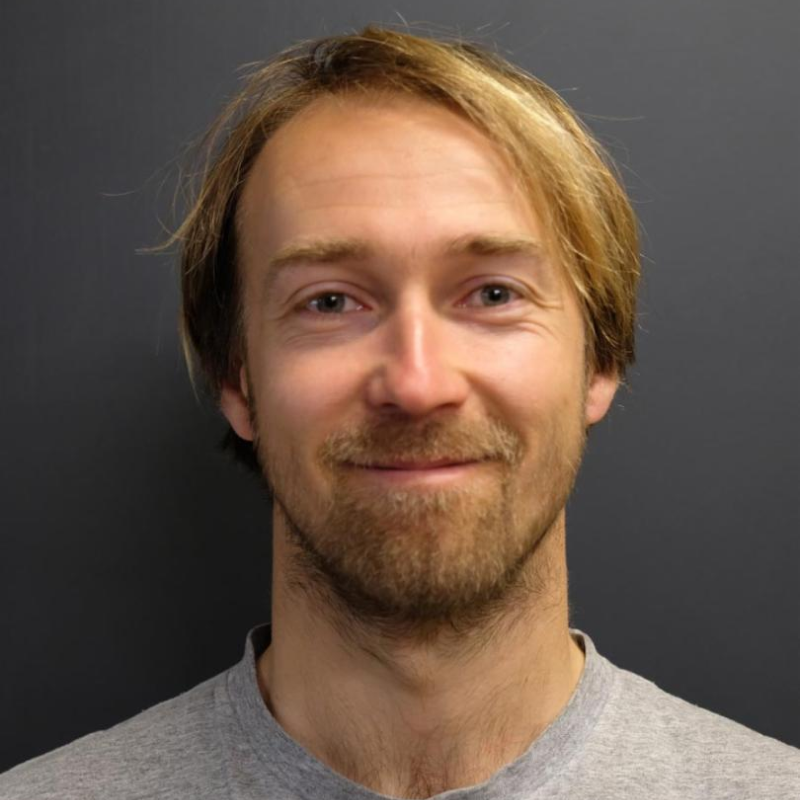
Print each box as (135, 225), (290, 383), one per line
(318, 415), (524, 469)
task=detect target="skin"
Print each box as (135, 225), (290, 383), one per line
(220, 92), (618, 798)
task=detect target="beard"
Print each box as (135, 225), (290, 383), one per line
(250, 383), (588, 641)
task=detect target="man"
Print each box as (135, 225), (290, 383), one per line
(2, 26), (797, 800)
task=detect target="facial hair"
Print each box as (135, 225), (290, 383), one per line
(249, 389), (588, 643)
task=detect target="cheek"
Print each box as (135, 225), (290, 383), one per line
(496, 346), (585, 456)
(256, 350), (354, 447)
(478, 332), (583, 407)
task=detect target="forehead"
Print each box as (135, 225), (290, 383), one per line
(238, 96), (542, 268)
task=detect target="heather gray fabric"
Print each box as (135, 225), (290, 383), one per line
(2, 624), (798, 799)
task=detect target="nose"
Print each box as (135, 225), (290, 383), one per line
(364, 296), (471, 417)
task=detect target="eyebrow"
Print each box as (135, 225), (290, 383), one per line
(262, 234), (546, 296)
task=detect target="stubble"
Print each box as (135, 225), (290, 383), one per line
(252, 402), (587, 646)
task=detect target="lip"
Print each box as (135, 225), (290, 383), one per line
(344, 460), (484, 485)
(363, 459), (471, 470)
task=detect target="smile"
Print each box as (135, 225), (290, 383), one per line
(367, 459), (471, 469)
(344, 461), (484, 485)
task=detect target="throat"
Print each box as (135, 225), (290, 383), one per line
(306, 703), (550, 799)
(257, 628), (584, 799)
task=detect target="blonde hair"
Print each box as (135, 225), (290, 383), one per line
(172, 26), (640, 430)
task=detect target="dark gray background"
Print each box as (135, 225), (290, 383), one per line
(1, 0), (797, 772)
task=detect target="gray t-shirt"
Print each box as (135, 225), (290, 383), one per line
(2, 624), (798, 799)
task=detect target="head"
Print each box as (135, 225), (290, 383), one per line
(174, 27), (640, 634)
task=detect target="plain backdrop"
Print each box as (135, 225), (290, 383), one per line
(1, 0), (798, 772)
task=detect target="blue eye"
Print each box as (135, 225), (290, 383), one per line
(305, 292), (361, 315)
(463, 284), (521, 308)
(300, 283), (523, 318)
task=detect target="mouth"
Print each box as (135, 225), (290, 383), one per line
(354, 459), (479, 470)
(341, 459), (486, 486)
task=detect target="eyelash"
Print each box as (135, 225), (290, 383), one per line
(298, 283), (525, 319)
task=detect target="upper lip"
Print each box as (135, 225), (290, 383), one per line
(357, 459), (476, 470)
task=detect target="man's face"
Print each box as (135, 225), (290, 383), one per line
(223, 94), (617, 630)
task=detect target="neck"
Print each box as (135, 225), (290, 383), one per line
(257, 513), (585, 799)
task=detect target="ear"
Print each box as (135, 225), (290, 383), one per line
(220, 365), (255, 442)
(584, 369), (619, 427)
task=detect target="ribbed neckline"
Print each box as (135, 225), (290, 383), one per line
(226, 623), (616, 799)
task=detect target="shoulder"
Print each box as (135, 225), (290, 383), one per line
(0, 671), (231, 800)
(591, 662), (800, 796)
